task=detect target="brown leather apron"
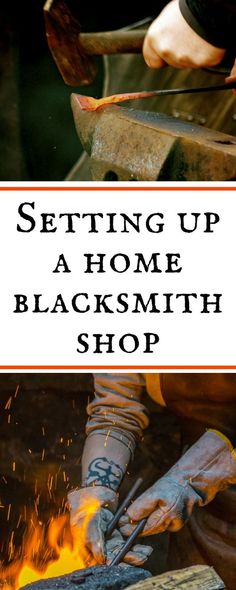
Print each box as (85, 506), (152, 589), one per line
(161, 374), (236, 589)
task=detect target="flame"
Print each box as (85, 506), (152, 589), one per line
(0, 497), (101, 590)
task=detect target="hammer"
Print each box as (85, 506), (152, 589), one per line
(44, 0), (147, 85)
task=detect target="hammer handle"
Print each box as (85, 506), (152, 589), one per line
(79, 30), (146, 55)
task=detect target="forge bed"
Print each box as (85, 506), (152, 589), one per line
(20, 565), (225, 590)
(20, 565), (151, 590)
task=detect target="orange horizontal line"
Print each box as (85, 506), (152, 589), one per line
(0, 365), (235, 370)
(0, 186), (235, 192)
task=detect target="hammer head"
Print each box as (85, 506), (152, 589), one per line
(43, 0), (96, 85)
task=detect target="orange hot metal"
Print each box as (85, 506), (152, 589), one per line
(74, 79), (236, 112)
(75, 91), (161, 111)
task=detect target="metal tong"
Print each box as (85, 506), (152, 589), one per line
(72, 79), (236, 112)
(106, 477), (147, 567)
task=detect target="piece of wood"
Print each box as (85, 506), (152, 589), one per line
(125, 565), (225, 590)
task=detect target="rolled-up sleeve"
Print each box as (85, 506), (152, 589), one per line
(86, 373), (149, 455)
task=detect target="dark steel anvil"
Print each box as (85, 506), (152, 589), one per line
(71, 95), (236, 181)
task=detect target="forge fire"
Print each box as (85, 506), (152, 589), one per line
(2, 512), (95, 589)
(0, 373), (233, 590)
(0, 374), (175, 588)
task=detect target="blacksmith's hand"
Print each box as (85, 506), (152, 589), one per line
(68, 486), (118, 565)
(106, 528), (152, 566)
(225, 59), (236, 95)
(119, 430), (236, 537)
(143, 0), (225, 69)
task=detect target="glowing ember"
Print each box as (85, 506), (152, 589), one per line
(0, 497), (100, 590)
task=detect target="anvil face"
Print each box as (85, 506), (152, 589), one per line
(71, 94), (236, 181)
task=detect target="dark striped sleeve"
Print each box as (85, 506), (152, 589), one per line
(179, 0), (236, 49)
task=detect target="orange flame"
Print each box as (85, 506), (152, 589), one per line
(0, 497), (101, 590)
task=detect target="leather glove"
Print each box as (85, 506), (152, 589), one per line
(120, 430), (236, 537)
(106, 529), (153, 566)
(68, 485), (118, 564)
(68, 486), (152, 566)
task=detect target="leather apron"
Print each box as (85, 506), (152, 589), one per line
(160, 374), (236, 589)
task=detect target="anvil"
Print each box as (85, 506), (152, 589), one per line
(71, 96), (236, 181)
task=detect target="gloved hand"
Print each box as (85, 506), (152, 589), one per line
(119, 430), (236, 537)
(68, 486), (152, 566)
(68, 485), (118, 564)
(143, 0), (226, 70)
(106, 529), (153, 566)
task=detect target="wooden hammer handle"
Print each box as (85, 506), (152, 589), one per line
(44, 0), (146, 84)
(79, 29), (146, 55)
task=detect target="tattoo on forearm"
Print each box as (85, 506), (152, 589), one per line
(84, 458), (124, 491)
